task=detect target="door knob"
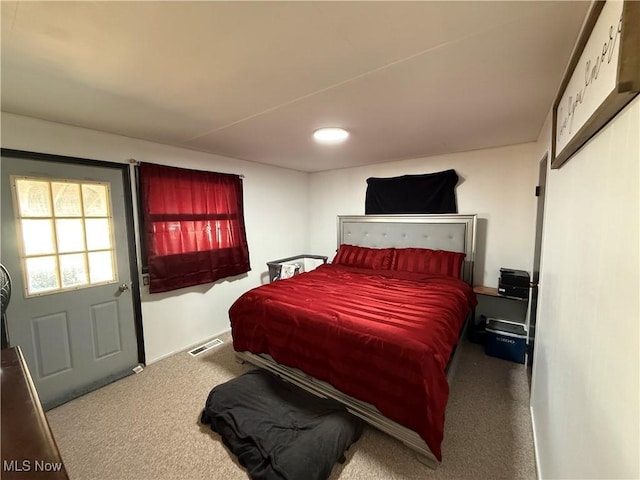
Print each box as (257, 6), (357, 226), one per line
(118, 283), (130, 292)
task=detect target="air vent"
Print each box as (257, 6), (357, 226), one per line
(188, 338), (224, 357)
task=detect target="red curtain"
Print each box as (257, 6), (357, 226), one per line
(139, 163), (250, 293)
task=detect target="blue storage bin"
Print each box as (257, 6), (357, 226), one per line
(485, 318), (526, 364)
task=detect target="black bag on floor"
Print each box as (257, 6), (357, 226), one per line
(200, 369), (363, 480)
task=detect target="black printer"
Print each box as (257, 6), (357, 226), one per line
(498, 268), (530, 299)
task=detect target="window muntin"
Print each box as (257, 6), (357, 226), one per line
(12, 177), (117, 296)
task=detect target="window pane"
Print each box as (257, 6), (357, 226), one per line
(21, 219), (55, 255)
(26, 256), (59, 294)
(85, 219), (111, 250)
(52, 182), (82, 217)
(14, 177), (117, 297)
(82, 184), (108, 216)
(16, 179), (52, 217)
(59, 253), (88, 288)
(56, 219), (86, 253)
(88, 251), (114, 284)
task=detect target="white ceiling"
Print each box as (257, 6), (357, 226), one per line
(1, 1), (589, 173)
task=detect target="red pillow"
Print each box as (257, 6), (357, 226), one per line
(392, 248), (465, 278)
(332, 245), (394, 270)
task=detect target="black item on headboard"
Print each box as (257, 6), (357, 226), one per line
(365, 169), (459, 214)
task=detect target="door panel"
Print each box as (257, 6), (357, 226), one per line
(1, 155), (140, 409)
(33, 312), (72, 377)
(91, 300), (122, 358)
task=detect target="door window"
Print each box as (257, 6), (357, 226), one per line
(11, 177), (116, 296)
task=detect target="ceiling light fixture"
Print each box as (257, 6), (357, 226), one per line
(313, 127), (349, 144)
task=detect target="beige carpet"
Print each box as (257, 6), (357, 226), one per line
(46, 332), (537, 480)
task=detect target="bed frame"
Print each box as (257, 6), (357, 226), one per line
(235, 214), (477, 468)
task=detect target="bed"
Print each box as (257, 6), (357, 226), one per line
(230, 214), (477, 468)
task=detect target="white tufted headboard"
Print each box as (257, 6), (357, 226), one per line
(337, 214), (477, 285)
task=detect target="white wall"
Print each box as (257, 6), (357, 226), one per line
(308, 143), (540, 287)
(1, 113), (310, 363)
(531, 97), (639, 479)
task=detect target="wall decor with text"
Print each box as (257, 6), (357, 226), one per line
(552, 0), (639, 169)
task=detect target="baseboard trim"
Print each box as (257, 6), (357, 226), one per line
(530, 405), (542, 480)
(146, 328), (232, 365)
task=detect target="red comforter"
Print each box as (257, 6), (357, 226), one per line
(229, 264), (477, 460)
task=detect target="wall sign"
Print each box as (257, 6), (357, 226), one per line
(552, 0), (639, 169)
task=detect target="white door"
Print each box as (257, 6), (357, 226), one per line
(1, 154), (142, 409)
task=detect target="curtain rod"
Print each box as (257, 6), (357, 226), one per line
(129, 159), (245, 178)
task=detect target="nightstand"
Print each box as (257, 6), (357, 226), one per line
(469, 285), (529, 344)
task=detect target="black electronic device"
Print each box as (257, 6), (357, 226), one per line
(498, 268), (530, 299)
